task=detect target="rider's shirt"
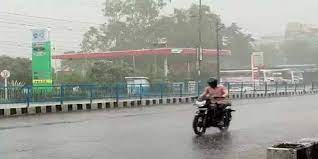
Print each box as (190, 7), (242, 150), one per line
(204, 85), (228, 99)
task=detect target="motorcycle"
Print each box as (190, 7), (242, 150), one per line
(192, 97), (235, 136)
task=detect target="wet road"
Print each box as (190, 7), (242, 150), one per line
(1, 95), (318, 159)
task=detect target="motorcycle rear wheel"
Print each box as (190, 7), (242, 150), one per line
(218, 125), (229, 132)
(218, 112), (231, 132)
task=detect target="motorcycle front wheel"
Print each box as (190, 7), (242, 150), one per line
(192, 115), (206, 136)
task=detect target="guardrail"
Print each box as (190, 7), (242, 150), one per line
(0, 81), (317, 107)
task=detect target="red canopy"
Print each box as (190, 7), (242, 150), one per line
(53, 48), (231, 60)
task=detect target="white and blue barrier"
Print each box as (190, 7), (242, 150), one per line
(0, 82), (317, 107)
(0, 89), (318, 118)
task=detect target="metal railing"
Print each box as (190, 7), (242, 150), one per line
(0, 81), (316, 106)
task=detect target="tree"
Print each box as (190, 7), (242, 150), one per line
(88, 61), (134, 83)
(91, 0), (165, 51)
(81, 1), (222, 51)
(55, 71), (89, 84)
(0, 56), (32, 84)
(258, 43), (284, 67)
(153, 4), (220, 49)
(222, 23), (254, 69)
(81, 27), (101, 52)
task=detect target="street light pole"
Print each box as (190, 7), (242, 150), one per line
(199, 0), (202, 46)
(197, 0), (202, 78)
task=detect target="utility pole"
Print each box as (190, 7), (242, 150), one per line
(164, 43), (168, 81)
(105, 0), (109, 23)
(216, 18), (221, 82)
(154, 55), (158, 75)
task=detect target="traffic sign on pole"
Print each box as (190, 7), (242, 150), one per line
(1, 70), (10, 100)
(1, 70), (10, 79)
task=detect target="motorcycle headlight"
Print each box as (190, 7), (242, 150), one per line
(194, 100), (206, 107)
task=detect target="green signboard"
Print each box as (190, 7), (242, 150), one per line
(32, 29), (53, 87)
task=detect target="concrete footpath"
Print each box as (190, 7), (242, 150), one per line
(0, 89), (317, 118)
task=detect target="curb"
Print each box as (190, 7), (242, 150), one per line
(1, 90), (317, 118)
(0, 96), (197, 118)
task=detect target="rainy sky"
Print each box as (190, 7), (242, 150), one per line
(0, 0), (317, 57)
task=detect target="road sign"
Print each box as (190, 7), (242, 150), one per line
(1, 70), (10, 79)
(251, 52), (264, 68)
(251, 52), (264, 81)
(31, 29), (50, 43)
(1, 70), (10, 100)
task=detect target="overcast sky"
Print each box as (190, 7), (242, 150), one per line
(0, 0), (317, 57)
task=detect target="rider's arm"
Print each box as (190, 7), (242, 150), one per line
(222, 86), (229, 97)
(198, 87), (209, 100)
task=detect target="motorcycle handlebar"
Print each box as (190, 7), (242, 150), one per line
(212, 97), (226, 99)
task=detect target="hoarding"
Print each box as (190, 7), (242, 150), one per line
(31, 29), (53, 87)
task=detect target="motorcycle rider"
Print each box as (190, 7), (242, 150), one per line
(199, 77), (230, 125)
(200, 77), (229, 100)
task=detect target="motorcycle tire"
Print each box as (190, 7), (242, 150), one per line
(218, 125), (229, 132)
(218, 112), (232, 132)
(193, 115), (206, 136)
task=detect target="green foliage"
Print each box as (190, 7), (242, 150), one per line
(88, 61), (135, 83)
(81, 1), (223, 51)
(55, 72), (89, 84)
(81, 27), (101, 52)
(155, 4), (220, 49)
(0, 56), (31, 84)
(258, 43), (283, 67)
(222, 23), (254, 69)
